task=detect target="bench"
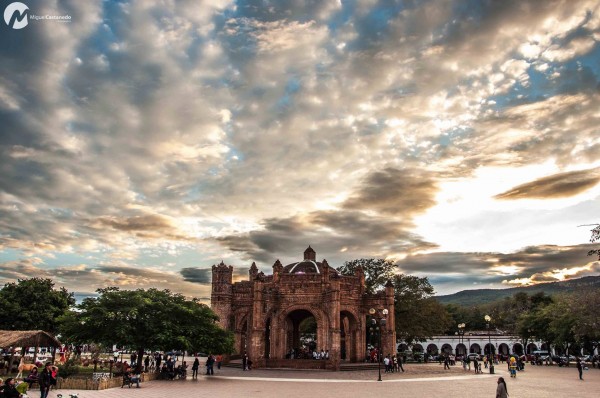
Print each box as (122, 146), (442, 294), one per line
(122, 374), (140, 388)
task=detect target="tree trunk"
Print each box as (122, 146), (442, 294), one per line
(136, 347), (145, 373)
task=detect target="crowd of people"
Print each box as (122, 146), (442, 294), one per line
(0, 361), (57, 398)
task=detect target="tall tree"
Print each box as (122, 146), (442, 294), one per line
(59, 287), (234, 372)
(338, 260), (452, 343)
(337, 258), (395, 294)
(394, 274), (451, 344)
(0, 278), (75, 333)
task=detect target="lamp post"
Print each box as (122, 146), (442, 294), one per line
(457, 323), (465, 359)
(369, 307), (389, 382)
(485, 315), (495, 374)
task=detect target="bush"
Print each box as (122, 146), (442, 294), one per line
(58, 358), (80, 379)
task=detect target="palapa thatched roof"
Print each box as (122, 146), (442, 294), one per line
(0, 330), (61, 348)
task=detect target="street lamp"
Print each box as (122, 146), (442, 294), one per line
(457, 323), (466, 358)
(485, 315), (495, 374)
(369, 307), (389, 382)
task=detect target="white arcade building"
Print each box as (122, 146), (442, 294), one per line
(397, 333), (548, 357)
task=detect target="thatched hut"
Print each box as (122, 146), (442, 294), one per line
(0, 330), (61, 373)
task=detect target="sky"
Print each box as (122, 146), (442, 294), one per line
(1, 0), (599, 301)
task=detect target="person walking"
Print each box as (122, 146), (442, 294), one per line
(192, 357), (200, 379)
(576, 357), (583, 380)
(443, 355), (450, 370)
(397, 353), (405, 372)
(496, 377), (508, 398)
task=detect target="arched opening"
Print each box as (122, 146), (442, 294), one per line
(427, 344), (439, 355)
(340, 311), (358, 362)
(441, 343), (453, 354)
(498, 343), (510, 356)
(265, 318), (271, 359)
(397, 343), (409, 353)
(470, 343), (481, 354)
(285, 309), (317, 359)
(456, 343), (467, 357)
(484, 343), (495, 356)
(512, 343), (523, 355)
(526, 343), (537, 354)
(240, 319), (248, 355)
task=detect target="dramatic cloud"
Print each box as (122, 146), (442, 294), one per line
(180, 267), (212, 284)
(495, 168), (600, 200)
(1, 0), (599, 296)
(396, 244), (600, 294)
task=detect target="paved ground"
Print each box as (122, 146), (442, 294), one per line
(28, 362), (599, 398)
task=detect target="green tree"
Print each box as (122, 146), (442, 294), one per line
(337, 258), (396, 294)
(338, 260), (452, 343)
(59, 288), (234, 372)
(569, 290), (600, 355)
(394, 274), (451, 344)
(0, 278), (75, 333)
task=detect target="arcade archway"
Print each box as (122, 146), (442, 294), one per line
(285, 309), (318, 358)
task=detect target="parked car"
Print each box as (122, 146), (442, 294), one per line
(467, 353), (481, 361)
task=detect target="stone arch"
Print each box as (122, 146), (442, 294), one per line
(340, 309), (360, 362)
(279, 305), (328, 358)
(233, 310), (250, 355)
(441, 343), (453, 354)
(397, 343), (409, 352)
(512, 343), (523, 355)
(427, 344), (439, 355)
(412, 344), (424, 353)
(484, 343), (495, 356)
(526, 343), (537, 354)
(470, 343), (481, 354)
(456, 343), (467, 356)
(498, 343), (510, 356)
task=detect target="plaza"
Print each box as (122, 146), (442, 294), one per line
(44, 362), (598, 398)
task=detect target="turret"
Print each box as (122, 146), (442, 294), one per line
(273, 259), (283, 283)
(211, 261), (233, 329)
(249, 262), (258, 280)
(304, 245), (316, 261)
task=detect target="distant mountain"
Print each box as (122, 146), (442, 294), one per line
(435, 275), (600, 306)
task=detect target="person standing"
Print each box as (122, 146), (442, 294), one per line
(576, 357), (583, 380)
(496, 377), (508, 398)
(206, 354), (215, 375)
(192, 357), (200, 379)
(444, 355), (450, 370)
(216, 354), (223, 370)
(144, 355), (150, 372)
(242, 352), (248, 371)
(39, 363), (56, 398)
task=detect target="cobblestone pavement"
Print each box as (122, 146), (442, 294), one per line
(29, 363), (598, 398)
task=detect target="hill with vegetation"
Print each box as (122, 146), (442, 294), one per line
(435, 275), (600, 306)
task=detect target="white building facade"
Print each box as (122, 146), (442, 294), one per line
(397, 334), (548, 357)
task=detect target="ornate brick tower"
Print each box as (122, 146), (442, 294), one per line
(211, 261), (233, 329)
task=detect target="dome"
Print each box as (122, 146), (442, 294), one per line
(281, 246), (338, 275)
(283, 260), (322, 274)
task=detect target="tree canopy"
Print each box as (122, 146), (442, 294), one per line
(338, 259), (450, 343)
(337, 258), (395, 294)
(0, 278), (75, 333)
(59, 287), (233, 371)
